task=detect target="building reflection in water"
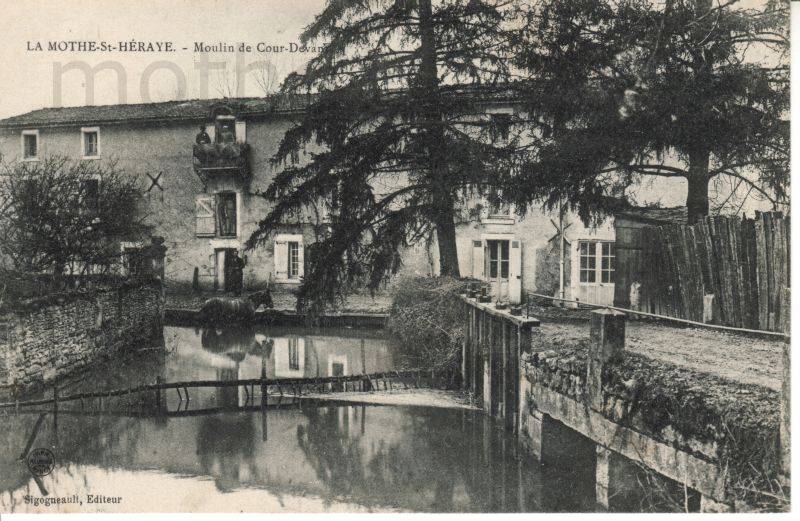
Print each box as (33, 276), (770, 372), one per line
(196, 413), (258, 492)
(0, 324), (601, 513)
(194, 326), (394, 386)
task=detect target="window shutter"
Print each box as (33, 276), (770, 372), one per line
(235, 121), (247, 144)
(472, 240), (484, 279)
(297, 241), (305, 278)
(195, 195), (215, 237)
(509, 240), (522, 304)
(274, 239), (289, 281)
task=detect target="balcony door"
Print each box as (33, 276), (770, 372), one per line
(215, 116), (236, 143)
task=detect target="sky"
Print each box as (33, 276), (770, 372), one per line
(0, 0), (328, 119)
(0, 0), (783, 120)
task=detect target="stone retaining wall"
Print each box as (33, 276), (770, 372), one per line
(520, 332), (782, 508)
(0, 280), (163, 398)
(522, 346), (587, 401)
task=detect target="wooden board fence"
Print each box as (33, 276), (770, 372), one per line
(636, 212), (789, 332)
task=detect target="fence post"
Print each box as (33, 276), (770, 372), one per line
(587, 309), (626, 412)
(703, 294), (715, 323)
(780, 287), (791, 482)
(462, 300), (469, 391)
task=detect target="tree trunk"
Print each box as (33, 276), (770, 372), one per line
(52, 262), (65, 291)
(686, 148), (710, 225)
(418, 0), (461, 277)
(434, 193), (461, 277)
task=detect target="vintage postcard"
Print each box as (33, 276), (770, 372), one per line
(0, 0), (792, 516)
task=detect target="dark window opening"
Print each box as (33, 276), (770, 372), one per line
(215, 118), (236, 143)
(83, 131), (98, 157)
(82, 178), (100, 212)
(23, 134), (37, 158)
(124, 247), (145, 277)
(288, 338), (300, 371)
(216, 192), (237, 237)
(490, 113), (512, 141)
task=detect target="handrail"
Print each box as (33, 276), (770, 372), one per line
(527, 292), (789, 339)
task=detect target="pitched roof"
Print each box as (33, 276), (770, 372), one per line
(0, 95), (312, 129)
(616, 206), (688, 225)
(0, 83), (520, 130)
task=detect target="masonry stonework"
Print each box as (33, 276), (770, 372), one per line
(0, 99), (618, 306)
(0, 282), (163, 398)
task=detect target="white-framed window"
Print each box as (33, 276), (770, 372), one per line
(21, 129), (39, 160)
(81, 127), (100, 159)
(579, 240), (615, 284)
(288, 241), (300, 280)
(486, 239), (510, 279)
(600, 242), (615, 283)
(274, 233), (304, 283)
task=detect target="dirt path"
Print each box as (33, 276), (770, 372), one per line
(537, 320), (784, 391)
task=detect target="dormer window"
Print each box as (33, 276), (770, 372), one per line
(81, 127), (100, 159)
(489, 201), (512, 219)
(22, 130), (39, 160)
(215, 116), (237, 143)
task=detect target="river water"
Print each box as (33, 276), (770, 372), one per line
(0, 325), (598, 513)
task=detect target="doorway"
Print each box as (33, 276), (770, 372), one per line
(485, 239), (511, 301)
(214, 248), (238, 291)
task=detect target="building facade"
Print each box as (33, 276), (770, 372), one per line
(0, 97), (618, 306)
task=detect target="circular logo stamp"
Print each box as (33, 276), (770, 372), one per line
(26, 448), (55, 477)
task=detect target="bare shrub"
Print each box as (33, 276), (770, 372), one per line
(387, 276), (482, 370)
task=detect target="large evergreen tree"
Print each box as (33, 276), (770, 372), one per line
(247, 0), (520, 311)
(510, 0), (789, 224)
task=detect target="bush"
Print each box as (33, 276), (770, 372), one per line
(387, 276), (483, 370)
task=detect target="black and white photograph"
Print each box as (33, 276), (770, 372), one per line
(0, 0), (793, 515)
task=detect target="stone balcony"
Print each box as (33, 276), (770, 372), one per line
(192, 142), (252, 188)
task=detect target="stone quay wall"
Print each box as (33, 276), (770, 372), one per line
(0, 280), (164, 398)
(517, 310), (784, 511)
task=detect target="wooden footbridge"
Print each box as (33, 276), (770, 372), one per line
(0, 369), (455, 415)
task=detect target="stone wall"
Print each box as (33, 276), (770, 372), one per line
(0, 281), (163, 398)
(0, 117), (616, 301)
(519, 326), (782, 507)
(521, 346), (587, 401)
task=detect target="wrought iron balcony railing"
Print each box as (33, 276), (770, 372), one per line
(192, 142), (251, 188)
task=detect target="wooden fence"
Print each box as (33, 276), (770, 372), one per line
(633, 212), (789, 332)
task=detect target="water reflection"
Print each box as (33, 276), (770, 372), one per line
(0, 325), (598, 513)
(181, 325), (394, 382)
(2, 404), (596, 512)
